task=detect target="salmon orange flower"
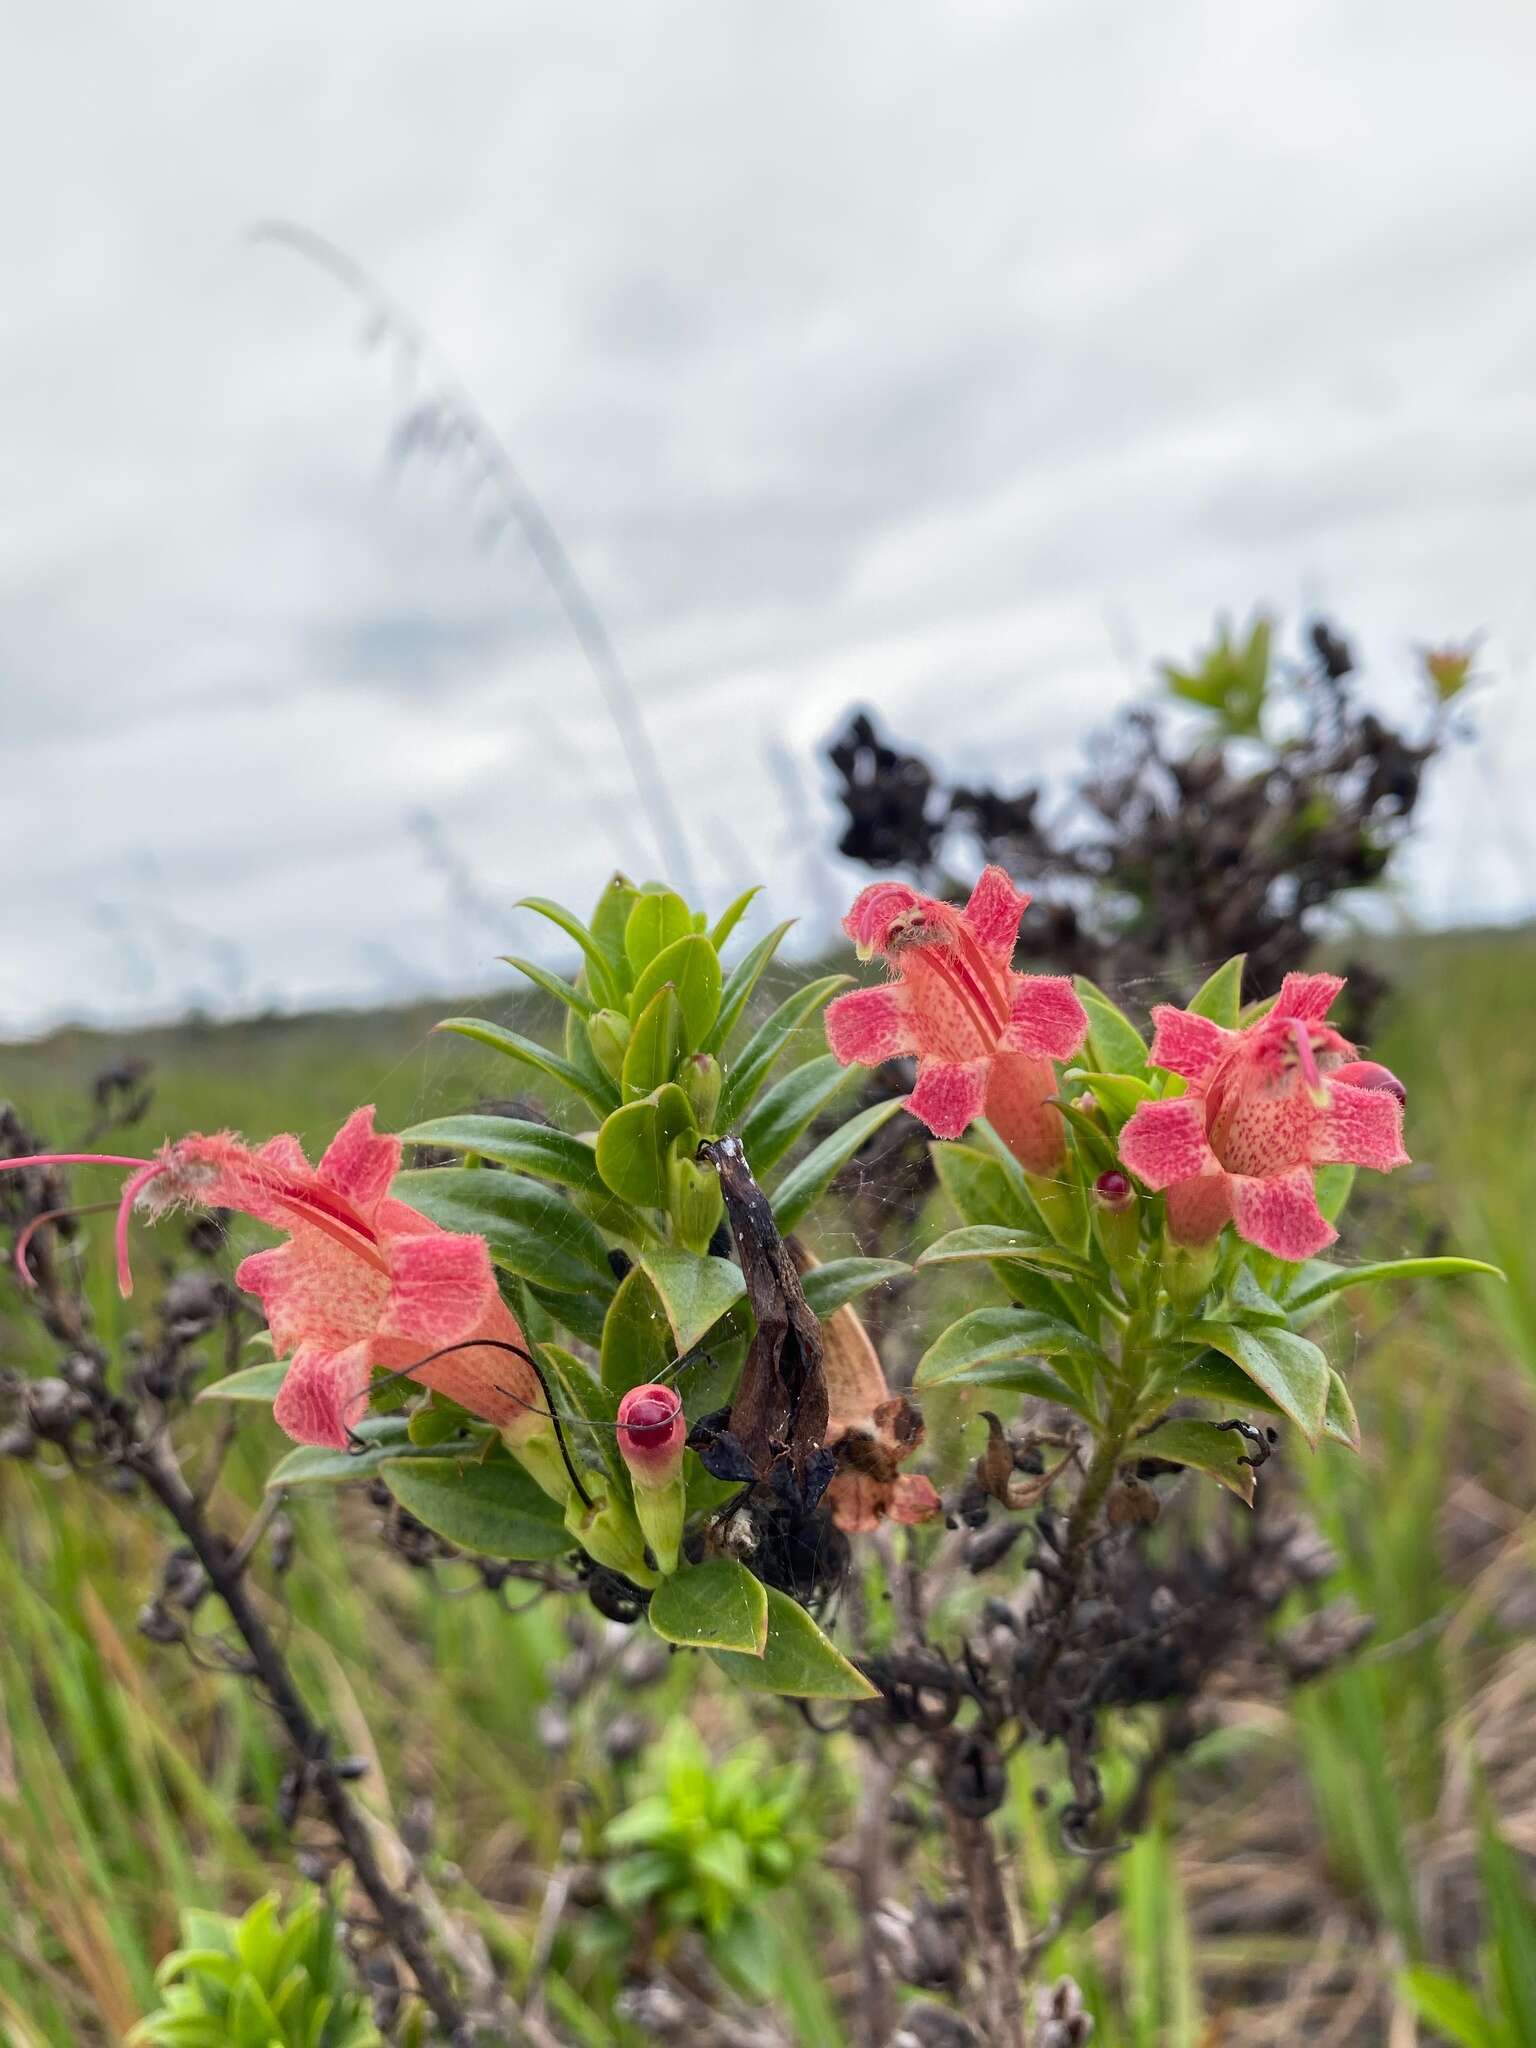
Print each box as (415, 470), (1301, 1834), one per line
(825, 867), (1088, 1173)
(1118, 973), (1409, 1261)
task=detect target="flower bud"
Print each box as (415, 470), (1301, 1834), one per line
(1331, 1060), (1407, 1105)
(586, 1009), (631, 1082)
(1093, 1169), (1134, 1213)
(668, 1152), (724, 1254)
(1091, 1167), (1140, 1273)
(617, 1383), (687, 1575)
(679, 1052), (722, 1131)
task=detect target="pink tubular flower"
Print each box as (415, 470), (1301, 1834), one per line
(2, 1108), (543, 1450)
(616, 1383), (686, 1486)
(1118, 973), (1410, 1261)
(825, 867), (1089, 1172)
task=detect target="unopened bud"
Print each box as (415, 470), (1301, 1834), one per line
(680, 1052), (722, 1131)
(617, 1383), (687, 1576)
(668, 1152), (723, 1254)
(1093, 1169), (1134, 1213)
(1092, 1168), (1139, 1273)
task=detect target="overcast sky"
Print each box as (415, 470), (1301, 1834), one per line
(3, 0), (1534, 1036)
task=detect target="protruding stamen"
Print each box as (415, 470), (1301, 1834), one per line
(12, 1199), (121, 1289)
(116, 1161), (170, 1296)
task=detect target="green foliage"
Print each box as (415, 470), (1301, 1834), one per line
(599, 1725), (813, 2000)
(129, 1889), (381, 2048)
(1161, 613), (1272, 737)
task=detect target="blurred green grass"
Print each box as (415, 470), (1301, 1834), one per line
(1, 930), (1534, 2045)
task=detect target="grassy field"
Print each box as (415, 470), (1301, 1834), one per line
(1, 929), (1534, 2045)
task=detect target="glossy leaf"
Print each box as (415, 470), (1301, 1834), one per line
(1073, 977), (1150, 1079)
(915, 1225), (1098, 1281)
(498, 955), (598, 1019)
(265, 1417), (474, 1489)
(623, 984), (684, 1100)
(1181, 1320), (1329, 1444)
(1325, 1368), (1361, 1452)
(711, 1586), (877, 1699)
(624, 889), (694, 979)
(770, 1093), (909, 1233)
(435, 1017), (618, 1116)
(719, 973), (853, 1127)
(1060, 1070), (1153, 1129)
(930, 1139), (1035, 1230)
(631, 934), (723, 1052)
(589, 871), (641, 992)
(739, 1053), (861, 1175)
(709, 885), (762, 951)
(513, 895), (622, 1008)
(1186, 956), (1245, 1028)
(1285, 1255), (1504, 1314)
(1137, 1419), (1257, 1504)
(594, 1084), (696, 1209)
(914, 1306), (1105, 1392)
(393, 1167), (615, 1297)
(399, 1115), (605, 1194)
(198, 1361), (289, 1404)
(1165, 1350), (1357, 1451)
(640, 1249), (748, 1355)
(649, 1559), (768, 1655)
(379, 1454), (572, 1560)
(600, 1264), (677, 1395)
(798, 1258), (910, 1319)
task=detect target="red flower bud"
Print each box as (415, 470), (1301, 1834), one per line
(616, 1383), (686, 1485)
(1093, 1169), (1135, 1213)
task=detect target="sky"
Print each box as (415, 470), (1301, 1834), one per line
(3, 0), (1535, 1036)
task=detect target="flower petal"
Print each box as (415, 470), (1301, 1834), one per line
(1316, 1080), (1411, 1172)
(236, 1232), (389, 1355)
(1000, 976), (1089, 1061)
(1229, 1167), (1337, 1261)
(841, 881), (923, 955)
(825, 984), (918, 1067)
(1147, 1005), (1232, 1081)
(318, 1105), (401, 1211)
(961, 866), (1031, 962)
(272, 1338), (374, 1448)
(1273, 972), (1346, 1023)
(378, 1227), (501, 1349)
(888, 1473), (943, 1525)
(908, 1058), (991, 1140)
(1119, 1097), (1218, 1191)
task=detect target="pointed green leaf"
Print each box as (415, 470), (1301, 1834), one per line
(625, 888), (694, 978)
(640, 1249), (748, 1355)
(1285, 1255), (1504, 1314)
(719, 973), (853, 1126)
(198, 1360), (289, 1404)
(393, 1167), (615, 1297)
(931, 1139), (1035, 1230)
(915, 1225), (1098, 1280)
(798, 1258), (910, 1319)
(595, 1084), (697, 1209)
(622, 984), (684, 1099)
(649, 1559), (768, 1654)
(1136, 1419), (1256, 1504)
(499, 955), (599, 1018)
(1186, 956), (1245, 1028)
(435, 1017), (618, 1115)
(705, 919), (796, 1053)
(514, 895), (622, 1008)
(1073, 978), (1149, 1079)
(711, 1585), (877, 1699)
(398, 1115), (605, 1194)
(588, 871), (640, 990)
(1316, 1162), (1355, 1224)
(769, 1093), (908, 1233)
(1181, 1321), (1330, 1444)
(739, 1053), (861, 1175)
(710, 885), (762, 951)
(631, 934), (723, 1051)
(1324, 1368), (1361, 1452)
(1396, 1968), (1501, 2048)
(914, 1306), (1105, 1386)
(264, 1417), (481, 1489)
(380, 1454), (572, 1560)
(600, 1264), (677, 1394)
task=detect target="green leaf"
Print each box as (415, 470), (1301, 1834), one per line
(625, 888), (694, 979)
(1060, 1071), (1153, 1129)
(1159, 1350), (1353, 1450)
(541, 1343), (627, 1490)
(588, 871), (640, 988)
(719, 974), (852, 1127)
(435, 1017), (618, 1115)
(649, 1560), (768, 1654)
(914, 1307), (1104, 1396)
(705, 920), (796, 1053)
(1137, 1419), (1257, 1504)
(264, 1418), (481, 1490)
(393, 1167), (615, 1297)
(514, 895), (622, 1008)
(198, 1361), (288, 1404)
(641, 1249), (748, 1355)
(739, 1053), (861, 1176)
(1073, 978), (1149, 1079)
(1181, 1321), (1330, 1443)
(600, 1264), (677, 1395)
(631, 935), (723, 1052)
(594, 1084), (697, 1209)
(1284, 1255), (1504, 1314)
(1324, 1369), (1361, 1452)
(1186, 956), (1245, 1027)
(710, 885), (762, 951)
(914, 1225), (1097, 1281)
(770, 1093), (908, 1234)
(930, 1140), (1035, 1230)
(398, 1115), (605, 1194)
(623, 984), (683, 1099)
(1315, 1162), (1355, 1224)
(711, 1586), (877, 1699)
(1396, 1968), (1501, 2048)
(797, 1258), (910, 1319)
(1228, 1266), (1290, 1326)
(498, 955), (599, 1018)
(380, 1454), (572, 1560)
